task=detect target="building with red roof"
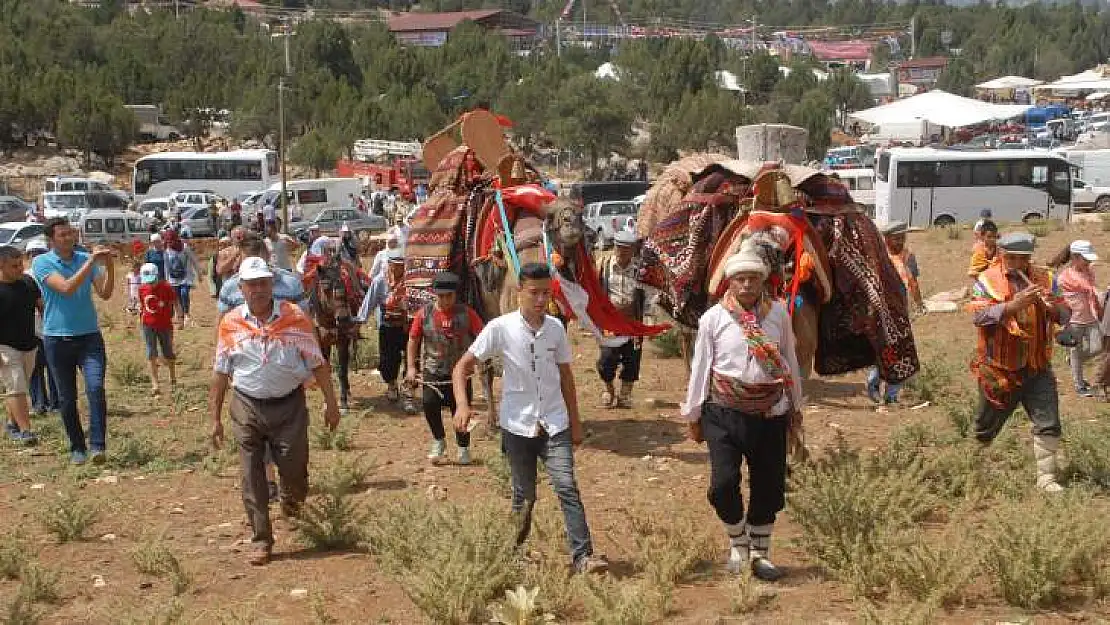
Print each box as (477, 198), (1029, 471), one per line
(387, 10), (541, 48)
(897, 56), (950, 90)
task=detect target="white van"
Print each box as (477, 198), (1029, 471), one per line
(827, 168), (875, 210)
(266, 178), (362, 221)
(43, 177), (129, 203)
(79, 210), (151, 246)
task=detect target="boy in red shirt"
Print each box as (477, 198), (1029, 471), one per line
(406, 272), (484, 465)
(138, 262), (177, 396)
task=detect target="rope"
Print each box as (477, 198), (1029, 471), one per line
(493, 186), (522, 277)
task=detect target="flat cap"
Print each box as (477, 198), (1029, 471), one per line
(878, 220), (908, 236)
(998, 232), (1035, 254)
(432, 271), (459, 292)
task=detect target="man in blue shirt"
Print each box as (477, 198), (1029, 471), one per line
(32, 218), (115, 465)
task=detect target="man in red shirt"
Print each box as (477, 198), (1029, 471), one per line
(406, 272), (484, 465)
(138, 262), (177, 396)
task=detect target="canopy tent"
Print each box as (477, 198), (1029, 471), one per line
(849, 90), (1032, 128)
(1037, 65), (1110, 92)
(1087, 92), (1110, 101)
(976, 75), (1042, 90)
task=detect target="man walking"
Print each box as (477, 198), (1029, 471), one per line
(24, 240), (58, 416)
(218, 235), (309, 316)
(0, 245), (43, 445)
(968, 232), (1070, 492)
(451, 262), (608, 574)
(356, 248), (415, 412)
(597, 230), (648, 408)
(208, 256), (340, 566)
(406, 272), (484, 465)
(32, 217), (114, 465)
(681, 247), (803, 582)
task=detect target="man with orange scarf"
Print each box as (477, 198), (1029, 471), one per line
(967, 232), (1070, 492)
(681, 245), (803, 582)
(355, 248), (415, 412)
(867, 221), (922, 405)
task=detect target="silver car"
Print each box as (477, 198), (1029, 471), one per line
(179, 206), (217, 238)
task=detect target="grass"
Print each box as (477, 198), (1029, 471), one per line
(0, 535), (28, 580)
(38, 490), (99, 543)
(729, 570), (775, 615)
(111, 359), (148, 387)
(311, 423), (353, 451)
(17, 563), (60, 605)
(295, 485), (369, 551)
(579, 576), (665, 625)
(1059, 419), (1110, 489)
(648, 328), (684, 359)
(131, 539), (192, 596)
(313, 454), (370, 495)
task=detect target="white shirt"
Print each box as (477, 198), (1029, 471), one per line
(369, 247), (392, 283)
(680, 302), (803, 422)
(468, 311), (573, 438)
(269, 235), (294, 270)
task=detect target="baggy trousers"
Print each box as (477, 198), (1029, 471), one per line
(701, 402), (788, 527)
(230, 387), (310, 548)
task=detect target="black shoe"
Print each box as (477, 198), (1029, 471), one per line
(751, 556), (784, 582)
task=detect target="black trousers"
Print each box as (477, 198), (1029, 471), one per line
(596, 340), (642, 383)
(702, 402), (788, 527)
(423, 378), (472, 447)
(378, 325), (407, 383)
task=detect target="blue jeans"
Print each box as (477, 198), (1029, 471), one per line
(43, 333), (107, 454)
(29, 337), (58, 412)
(867, 366), (902, 403)
(174, 284), (192, 315)
(502, 428), (593, 566)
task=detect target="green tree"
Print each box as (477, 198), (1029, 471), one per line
(57, 89), (136, 168)
(653, 89), (753, 161)
(824, 68), (874, 128)
(289, 128), (342, 177)
(935, 57), (976, 97)
(789, 90), (834, 160)
(547, 75), (632, 179)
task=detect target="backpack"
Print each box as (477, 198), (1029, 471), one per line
(166, 251), (187, 281)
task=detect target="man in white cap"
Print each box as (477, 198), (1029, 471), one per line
(369, 226), (402, 283)
(144, 233), (166, 281)
(295, 225), (322, 275)
(597, 229), (649, 408)
(209, 256), (340, 566)
(338, 222), (359, 266)
(681, 245), (803, 582)
(356, 247), (415, 411)
(1058, 239), (1102, 396)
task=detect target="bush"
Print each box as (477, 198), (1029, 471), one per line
(983, 492), (1110, 608)
(1060, 421), (1110, 489)
(314, 454), (369, 495)
(111, 359), (147, 387)
(109, 433), (165, 470)
(629, 513), (714, 588)
(296, 489), (368, 551)
(17, 564), (60, 605)
(39, 491), (99, 543)
(364, 498), (519, 624)
(131, 540), (191, 596)
(579, 576), (665, 625)
(0, 535), (28, 580)
(311, 423), (353, 451)
(648, 328), (684, 359)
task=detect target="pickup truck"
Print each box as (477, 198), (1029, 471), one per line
(1072, 178), (1110, 213)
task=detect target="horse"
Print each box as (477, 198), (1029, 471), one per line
(304, 243), (366, 412)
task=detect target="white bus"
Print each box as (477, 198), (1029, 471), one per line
(826, 168), (875, 211)
(131, 149), (278, 204)
(874, 148), (1072, 227)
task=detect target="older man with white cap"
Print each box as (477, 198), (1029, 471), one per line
(369, 226), (402, 283)
(681, 244), (803, 582)
(209, 256), (341, 566)
(597, 229), (650, 408)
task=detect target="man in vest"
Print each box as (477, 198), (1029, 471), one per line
(597, 230), (649, 408)
(681, 246), (803, 581)
(356, 248), (415, 412)
(968, 232), (1070, 492)
(406, 272), (484, 465)
(867, 220), (923, 406)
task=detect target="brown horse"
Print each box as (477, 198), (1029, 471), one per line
(305, 244), (365, 412)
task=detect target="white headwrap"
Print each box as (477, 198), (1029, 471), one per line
(724, 247), (768, 279)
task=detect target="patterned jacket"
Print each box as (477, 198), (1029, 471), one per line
(966, 264), (1061, 373)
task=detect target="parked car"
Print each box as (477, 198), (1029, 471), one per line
(178, 206), (218, 238)
(42, 191), (128, 221)
(0, 196), (34, 222)
(0, 222), (46, 250)
(139, 197), (172, 221)
(169, 190), (222, 216)
(78, 210), (151, 246)
(292, 207), (386, 241)
(1073, 178), (1110, 212)
(583, 200), (639, 249)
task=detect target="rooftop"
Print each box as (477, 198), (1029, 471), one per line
(388, 9), (504, 33)
(898, 56), (950, 69)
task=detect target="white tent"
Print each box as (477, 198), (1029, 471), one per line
(1087, 92), (1110, 101)
(1037, 66), (1110, 92)
(849, 90), (1031, 128)
(714, 70), (746, 92)
(976, 75), (1042, 90)
(594, 62), (620, 81)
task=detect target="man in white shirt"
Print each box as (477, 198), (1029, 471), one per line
(597, 229), (649, 408)
(681, 246), (803, 582)
(451, 262), (608, 575)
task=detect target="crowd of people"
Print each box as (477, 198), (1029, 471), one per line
(2, 204), (1103, 580)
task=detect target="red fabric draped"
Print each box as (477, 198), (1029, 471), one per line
(554, 242), (671, 338)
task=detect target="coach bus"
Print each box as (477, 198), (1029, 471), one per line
(131, 149), (278, 204)
(873, 147), (1072, 227)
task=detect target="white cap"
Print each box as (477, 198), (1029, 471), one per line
(238, 256), (274, 281)
(308, 224), (321, 231)
(1071, 239), (1099, 262)
(139, 262), (160, 284)
(150, 233), (162, 243)
(24, 239), (48, 253)
(724, 248), (769, 279)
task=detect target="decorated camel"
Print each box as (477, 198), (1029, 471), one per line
(640, 158), (919, 391)
(404, 110), (669, 424)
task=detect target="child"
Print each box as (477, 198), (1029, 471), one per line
(138, 262), (177, 396)
(124, 259), (142, 318)
(0, 245), (42, 445)
(967, 220), (999, 280)
(1057, 240), (1103, 397)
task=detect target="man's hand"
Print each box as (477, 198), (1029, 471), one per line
(1009, 285), (1043, 312)
(571, 420), (585, 446)
(323, 403), (340, 431)
(404, 370), (417, 390)
(687, 420), (703, 443)
(91, 246), (114, 262)
(453, 405), (472, 433)
(210, 421), (225, 450)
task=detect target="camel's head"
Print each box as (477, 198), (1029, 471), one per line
(545, 198), (585, 250)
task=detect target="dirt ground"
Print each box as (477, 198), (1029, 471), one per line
(3, 219), (1110, 624)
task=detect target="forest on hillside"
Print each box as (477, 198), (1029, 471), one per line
(1, 0), (1107, 174)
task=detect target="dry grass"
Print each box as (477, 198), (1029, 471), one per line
(17, 563), (60, 605)
(38, 490), (99, 543)
(131, 539), (192, 596)
(0, 535), (28, 580)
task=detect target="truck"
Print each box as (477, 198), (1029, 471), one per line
(335, 138), (430, 198)
(1055, 147), (1110, 186)
(125, 105), (183, 142)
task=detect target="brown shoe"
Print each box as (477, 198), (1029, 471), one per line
(247, 544), (271, 566)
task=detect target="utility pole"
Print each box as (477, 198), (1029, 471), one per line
(279, 18), (292, 235)
(751, 14), (758, 56)
(556, 17), (561, 57)
(909, 16), (916, 59)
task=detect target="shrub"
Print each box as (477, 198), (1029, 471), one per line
(109, 433), (164, 470)
(364, 498), (519, 624)
(729, 569), (775, 614)
(314, 454), (370, 495)
(983, 492), (1110, 608)
(39, 491), (99, 543)
(311, 423), (353, 451)
(17, 564), (60, 605)
(2, 595), (40, 625)
(629, 513), (714, 587)
(579, 576), (665, 625)
(296, 489), (368, 551)
(648, 328), (684, 359)
(111, 359), (147, 387)
(0, 535), (28, 580)
(887, 528), (978, 606)
(1060, 420), (1110, 489)
(131, 540), (191, 596)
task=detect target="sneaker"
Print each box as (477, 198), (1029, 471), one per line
(751, 556), (785, 582)
(427, 439), (446, 461)
(90, 450), (106, 465)
(4, 421), (20, 440)
(574, 555), (609, 575)
(457, 447), (471, 465)
(866, 381), (881, 404)
(70, 450), (88, 466)
(13, 431), (37, 446)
